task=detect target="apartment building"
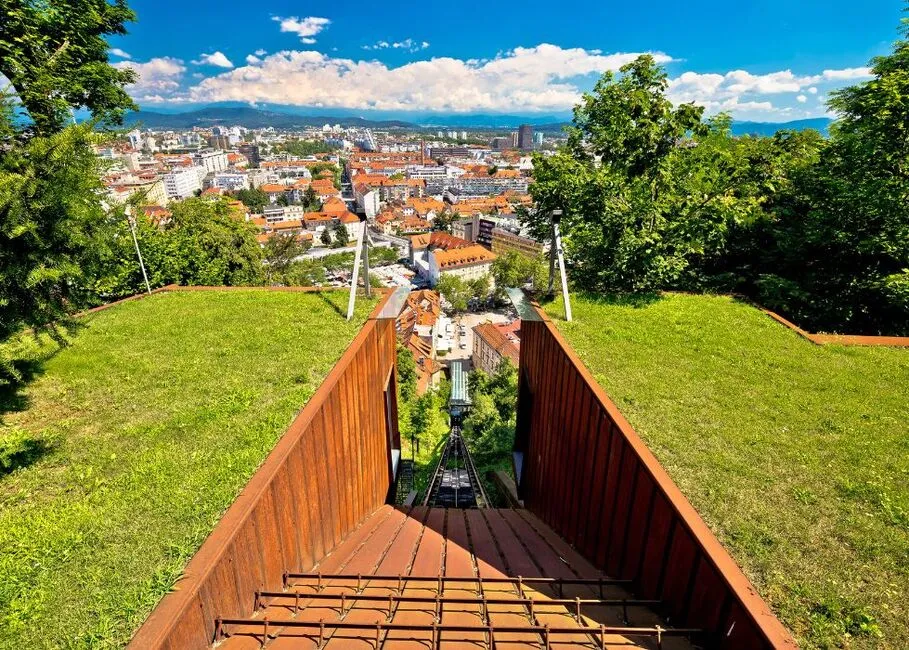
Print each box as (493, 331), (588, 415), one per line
(490, 226), (546, 257)
(472, 320), (521, 375)
(193, 150), (229, 175)
(163, 167), (203, 200)
(211, 173), (250, 192)
(427, 244), (497, 286)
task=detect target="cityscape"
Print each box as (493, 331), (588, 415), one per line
(0, 1), (907, 650)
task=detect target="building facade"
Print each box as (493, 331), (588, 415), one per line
(163, 167), (203, 200)
(518, 124), (534, 151)
(472, 321), (521, 375)
(490, 227), (545, 258)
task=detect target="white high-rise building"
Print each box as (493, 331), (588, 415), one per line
(460, 131), (467, 140)
(164, 167), (203, 200)
(212, 173), (250, 191)
(127, 129), (142, 150)
(193, 150), (229, 175)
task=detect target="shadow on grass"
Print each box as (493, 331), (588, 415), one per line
(1, 329), (69, 421)
(317, 290), (347, 319)
(0, 429), (57, 476)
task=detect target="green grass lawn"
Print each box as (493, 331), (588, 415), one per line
(0, 290), (378, 649)
(544, 293), (909, 650)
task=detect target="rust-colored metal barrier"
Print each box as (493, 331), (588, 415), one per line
(514, 307), (798, 649)
(128, 290), (402, 650)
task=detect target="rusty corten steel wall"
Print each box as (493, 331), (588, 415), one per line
(128, 295), (400, 650)
(515, 312), (797, 650)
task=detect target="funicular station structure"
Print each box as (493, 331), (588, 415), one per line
(129, 288), (795, 650)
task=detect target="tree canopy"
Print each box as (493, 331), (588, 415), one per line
(0, 0), (138, 134)
(525, 26), (909, 335)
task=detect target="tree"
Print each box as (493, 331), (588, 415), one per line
(278, 139), (339, 157)
(331, 222), (350, 248)
(525, 57), (767, 293)
(748, 21), (909, 334)
(468, 274), (492, 302)
(432, 209), (455, 233)
(0, 116), (108, 355)
(463, 360), (518, 465)
(233, 188), (269, 212)
(320, 228), (333, 247)
(301, 186), (320, 212)
(491, 251), (548, 294)
(435, 275), (471, 312)
(263, 234), (309, 284)
(396, 343), (418, 406)
(93, 198), (265, 296)
(0, 0), (138, 134)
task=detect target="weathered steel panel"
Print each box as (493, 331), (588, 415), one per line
(128, 291), (400, 650)
(516, 308), (795, 649)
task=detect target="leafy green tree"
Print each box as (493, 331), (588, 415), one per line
(435, 275), (470, 312)
(432, 209), (455, 233)
(463, 360), (518, 465)
(263, 234), (309, 284)
(0, 117), (108, 354)
(527, 57), (772, 293)
(278, 139), (339, 157)
(233, 188), (269, 212)
(95, 198), (264, 295)
(396, 343), (418, 406)
(331, 222), (350, 248)
(491, 250), (548, 294)
(468, 274), (492, 301)
(162, 199), (263, 286)
(301, 186), (320, 212)
(0, 0), (138, 134)
(320, 228), (333, 247)
(749, 22), (909, 334)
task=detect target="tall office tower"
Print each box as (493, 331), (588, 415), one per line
(518, 124), (534, 151)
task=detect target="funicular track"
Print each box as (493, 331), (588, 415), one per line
(423, 425), (488, 508)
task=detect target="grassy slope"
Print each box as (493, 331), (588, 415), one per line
(545, 293), (909, 650)
(0, 290), (377, 649)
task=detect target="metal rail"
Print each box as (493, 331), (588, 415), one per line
(255, 590), (661, 626)
(215, 618), (701, 650)
(423, 425), (489, 508)
(283, 572), (634, 596)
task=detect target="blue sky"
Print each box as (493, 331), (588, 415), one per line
(109, 0), (902, 121)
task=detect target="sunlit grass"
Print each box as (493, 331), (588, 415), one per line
(545, 293), (909, 650)
(0, 290), (377, 649)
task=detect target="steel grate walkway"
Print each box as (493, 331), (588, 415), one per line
(214, 506), (700, 649)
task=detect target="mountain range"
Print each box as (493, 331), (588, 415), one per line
(124, 106), (833, 136)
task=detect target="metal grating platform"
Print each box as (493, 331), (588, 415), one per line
(214, 506), (700, 649)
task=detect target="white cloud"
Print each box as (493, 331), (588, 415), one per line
(255, 49), (267, 57)
(667, 66), (873, 119)
(113, 57), (186, 101)
(193, 51), (234, 68)
(246, 54), (261, 65)
(110, 48), (131, 59)
(819, 67), (872, 81)
(363, 39), (430, 53)
(186, 45), (674, 113)
(273, 16), (330, 44)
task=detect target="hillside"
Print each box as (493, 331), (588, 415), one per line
(0, 289), (378, 647)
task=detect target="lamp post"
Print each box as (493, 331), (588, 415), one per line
(346, 214), (369, 321)
(548, 209), (572, 321)
(125, 205), (152, 295)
